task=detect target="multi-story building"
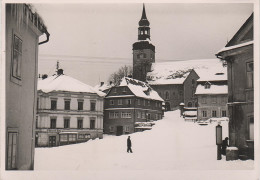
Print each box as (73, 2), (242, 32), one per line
(5, 4), (49, 170)
(36, 69), (104, 147)
(216, 13), (254, 159)
(103, 77), (163, 135)
(195, 82), (228, 121)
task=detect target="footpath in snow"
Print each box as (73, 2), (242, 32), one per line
(35, 110), (253, 171)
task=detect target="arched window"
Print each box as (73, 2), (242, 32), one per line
(187, 102), (192, 107)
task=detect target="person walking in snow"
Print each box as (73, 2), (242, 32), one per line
(127, 136), (133, 153)
(221, 137), (229, 155)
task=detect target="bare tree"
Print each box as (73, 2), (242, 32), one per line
(108, 65), (133, 85)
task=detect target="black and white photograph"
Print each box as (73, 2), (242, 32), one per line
(1, 0), (259, 179)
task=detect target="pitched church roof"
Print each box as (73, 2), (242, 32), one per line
(117, 77), (164, 101)
(38, 73), (105, 96)
(147, 59), (225, 85)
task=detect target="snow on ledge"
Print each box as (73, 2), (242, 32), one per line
(226, 147), (238, 150)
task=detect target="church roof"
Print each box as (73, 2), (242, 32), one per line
(38, 74), (105, 96)
(147, 59), (225, 85)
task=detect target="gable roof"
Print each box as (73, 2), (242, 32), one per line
(226, 13), (253, 47)
(216, 13), (253, 56)
(116, 77), (163, 101)
(38, 74), (105, 97)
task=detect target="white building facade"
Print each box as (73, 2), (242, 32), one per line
(36, 71), (104, 147)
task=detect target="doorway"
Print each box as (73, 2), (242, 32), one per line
(49, 136), (56, 147)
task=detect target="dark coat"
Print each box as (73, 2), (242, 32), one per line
(127, 138), (131, 147)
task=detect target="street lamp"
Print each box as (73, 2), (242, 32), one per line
(216, 122), (222, 160)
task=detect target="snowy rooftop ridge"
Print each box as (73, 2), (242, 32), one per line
(147, 59), (225, 85)
(217, 40), (254, 54)
(118, 77), (164, 101)
(195, 84), (228, 95)
(38, 74), (105, 97)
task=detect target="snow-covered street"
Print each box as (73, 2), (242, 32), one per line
(35, 110), (253, 172)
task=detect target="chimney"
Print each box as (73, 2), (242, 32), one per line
(100, 82), (104, 86)
(128, 74), (133, 78)
(57, 69), (64, 75)
(42, 74), (48, 80)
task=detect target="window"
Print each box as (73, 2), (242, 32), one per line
(90, 101), (96, 111)
(143, 99), (146, 106)
(143, 53), (147, 58)
(36, 116), (38, 129)
(60, 134), (68, 142)
(126, 99), (131, 105)
(37, 98), (39, 110)
(192, 79), (195, 85)
(68, 134), (77, 142)
(64, 118), (70, 128)
(155, 114), (158, 120)
(78, 101), (83, 110)
(121, 112), (131, 118)
(249, 116), (254, 140)
(212, 97), (217, 103)
(118, 99), (123, 105)
(110, 100), (114, 105)
(123, 87), (127, 92)
(155, 102), (157, 107)
(137, 99), (140, 105)
(202, 111), (207, 117)
(50, 118), (56, 129)
(246, 62), (253, 88)
(90, 119), (96, 129)
(77, 119), (83, 129)
(7, 132), (18, 170)
(165, 91), (170, 100)
(137, 111), (141, 118)
(147, 113), (151, 120)
(64, 100), (70, 110)
(212, 110), (217, 117)
(12, 34), (22, 79)
(222, 110), (227, 117)
(51, 99), (57, 110)
(141, 112), (146, 119)
(109, 126), (114, 133)
(109, 112), (119, 119)
(125, 126), (130, 133)
(78, 134), (86, 139)
(114, 88), (117, 93)
(187, 102), (192, 107)
(147, 100), (150, 106)
(137, 54), (140, 59)
(179, 90), (183, 96)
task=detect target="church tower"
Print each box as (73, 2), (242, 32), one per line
(133, 4), (155, 82)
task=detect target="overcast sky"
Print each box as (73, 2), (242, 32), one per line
(34, 3), (253, 86)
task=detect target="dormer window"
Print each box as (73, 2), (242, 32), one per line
(204, 82), (211, 89)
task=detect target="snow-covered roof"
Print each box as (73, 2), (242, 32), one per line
(117, 77), (164, 101)
(195, 84), (228, 95)
(194, 67), (227, 82)
(94, 83), (113, 92)
(217, 40), (253, 54)
(38, 74), (105, 97)
(147, 59), (225, 85)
